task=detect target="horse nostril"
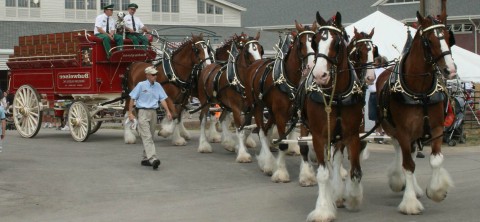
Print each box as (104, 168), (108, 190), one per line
(321, 73), (327, 78)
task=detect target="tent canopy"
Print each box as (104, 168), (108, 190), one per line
(345, 11), (480, 82)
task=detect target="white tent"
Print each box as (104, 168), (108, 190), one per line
(345, 11), (480, 83)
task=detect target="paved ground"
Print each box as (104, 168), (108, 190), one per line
(1, 127), (479, 222)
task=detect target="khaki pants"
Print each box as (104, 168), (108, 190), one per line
(137, 109), (157, 162)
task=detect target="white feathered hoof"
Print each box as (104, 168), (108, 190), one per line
(172, 137), (187, 146)
(222, 140), (236, 152)
(197, 141), (213, 153)
(208, 134), (222, 143)
(306, 209), (335, 222)
(388, 169), (406, 192)
(271, 169), (290, 183)
(158, 128), (172, 138)
(236, 152), (252, 163)
(398, 198), (424, 215)
(426, 168), (453, 202)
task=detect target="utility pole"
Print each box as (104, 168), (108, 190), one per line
(420, 0), (443, 17)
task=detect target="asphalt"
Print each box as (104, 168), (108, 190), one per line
(1, 125), (480, 222)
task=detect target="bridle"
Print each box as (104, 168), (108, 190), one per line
(348, 37), (375, 83)
(418, 23), (452, 66)
(313, 25), (346, 81)
(295, 30), (316, 69)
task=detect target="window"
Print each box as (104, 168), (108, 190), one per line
(171, 0), (178, 12)
(87, 0), (96, 9)
(215, 6), (222, 15)
(6, 0), (16, 7)
(161, 0), (169, 12)
(111, 0), (119, 10)
(65, 0), (74, 9)
(206, 3), (213, 14)
(152, 0), (160, 12)
(76, 0), (85, 9)
(448, 24), (474, 33)
(18, 0), (28, 7)
(197, 0), (204, 13)
(121, 0), (129, 10)
(100, 0), (108, 8)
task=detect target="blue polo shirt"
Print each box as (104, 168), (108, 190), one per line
(129, 80), (168, 109)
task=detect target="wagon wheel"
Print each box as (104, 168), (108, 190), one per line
(89, 112), (103, 135)
(12, 85), (43, 138)
(68, 101), (91, 142)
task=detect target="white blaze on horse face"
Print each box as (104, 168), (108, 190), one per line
(365, 42), (376, 83)
(201, 44), (212, 65)
(306, 35), (315, 70)
(312, 31), (333, 86)
(248, 43), (262, 60)
(436, 30), (457, 79)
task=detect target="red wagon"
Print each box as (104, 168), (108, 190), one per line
(7, 30), (157, 141)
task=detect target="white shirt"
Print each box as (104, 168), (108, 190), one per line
(94, 13), (116, 35)
(124, 14), (144, 33)
(368, 67), (386, 93)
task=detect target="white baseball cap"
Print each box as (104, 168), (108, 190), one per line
(144, 66), (158, 75)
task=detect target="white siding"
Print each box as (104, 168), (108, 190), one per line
(0, 0), (242, 27)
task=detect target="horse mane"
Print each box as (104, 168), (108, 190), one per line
(171, 35), (203, 56)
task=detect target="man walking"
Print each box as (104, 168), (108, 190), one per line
(128, 66), (172, 170)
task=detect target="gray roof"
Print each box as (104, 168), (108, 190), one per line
(228, 0), (480, 27)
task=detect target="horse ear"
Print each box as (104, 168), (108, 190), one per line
(416, 11), (424, 24)
(311, 21), (318, 31)
(335, 12), (342, 27)
(199, 32), (204, 39)
(368, 28), (375, 38)
(316, 11), (326, 26)
(255, 31), (261, 40)
(353, 27), (358, 35)
(295, 20), (302, 31)
(291, 31), (298, 38)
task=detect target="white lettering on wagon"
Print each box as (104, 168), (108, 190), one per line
(58, 73), (89, 79)
(57, 73), (91, 89)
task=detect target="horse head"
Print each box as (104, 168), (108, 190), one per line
(236, 32), (264, 65)
(348, 27), (376, 84)
(311, 11), (348, 86)
(172, 33), (212, 69)
(414, 9), (456, 79)
(291, 20), (317, 73)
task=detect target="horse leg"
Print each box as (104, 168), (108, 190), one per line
(299, 125), (317, 187)
(254, 107), (275, 176)
(410, 141), (423, 198)
(307, 134), (336, 222)
(232, 107), (252, 163)
(286, 129), (300, 155)
(396, 137), (424, 215)
(220, 112), (236, 151)
(197, 108), (213, 153)
(388, 139), (406, 192)
(331, 145), (346, 208)
(207, 116), (222, 143)
(344, 137), (364, 211)
(178, 115), (191, 140)
(171, 119), (187, 146)
(272, 113), (290, 183)
(245, 130), (257, 148)
(426, 134), (454, 202)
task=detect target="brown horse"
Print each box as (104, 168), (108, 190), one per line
(298, 12), (366, 221)
(244, 21), (316, 181)
(196, 32), (263, 162)
(376, 4), (456, 215)
(124, 33), (212, 145)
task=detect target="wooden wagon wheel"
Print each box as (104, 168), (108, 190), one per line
(12, 85), (43, 138)
(68, 101), (91, 142)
